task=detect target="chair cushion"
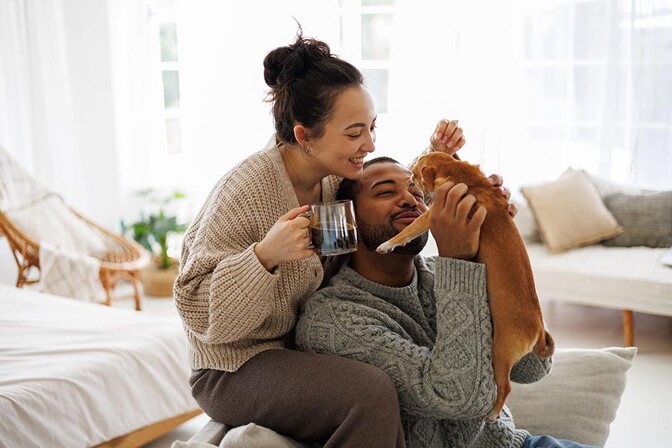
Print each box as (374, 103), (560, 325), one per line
(507, 347), (636, 447)
(6, 195), (107, 257)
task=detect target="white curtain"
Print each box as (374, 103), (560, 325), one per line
(387, 0), (672, 193)
(0, 0), (80, 200)
(0, 0), (123, 229)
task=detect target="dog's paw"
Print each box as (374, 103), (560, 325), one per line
(376, 242), (396, 253)
(484, 411), (499, 423)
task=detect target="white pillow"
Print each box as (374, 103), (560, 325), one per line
(6, 195), (107, 257)
(507, 347), (637, 447)
(219, 423), (314, 448)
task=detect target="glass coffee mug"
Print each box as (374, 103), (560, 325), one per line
(307, 200), (358, 256)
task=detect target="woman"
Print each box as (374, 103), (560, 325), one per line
(174, 32), (464, 447)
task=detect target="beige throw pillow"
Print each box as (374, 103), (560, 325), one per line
(521, 169), (622, 253)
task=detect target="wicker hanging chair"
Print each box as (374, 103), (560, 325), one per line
(0, 207), (151, 310)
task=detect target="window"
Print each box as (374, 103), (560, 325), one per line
(158, 0), (182, 155)
(522, 0), (672, 187)
(339, 0), (396, 114)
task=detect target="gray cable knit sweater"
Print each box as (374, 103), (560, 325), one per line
(296, 256), (553, 448)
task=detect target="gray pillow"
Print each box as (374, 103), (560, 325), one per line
(507, 347), (636, 447)
(602, 191), (672, 248)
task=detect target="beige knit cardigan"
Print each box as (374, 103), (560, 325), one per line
(174, 139), (341, 372)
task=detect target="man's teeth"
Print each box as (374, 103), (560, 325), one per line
(350, 157), (364, 164)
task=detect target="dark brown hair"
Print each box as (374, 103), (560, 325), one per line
(263, 29), (364, 145)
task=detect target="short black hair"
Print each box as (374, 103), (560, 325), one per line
(336, 156), (402, 201)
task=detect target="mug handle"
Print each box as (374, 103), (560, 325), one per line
(300, 211), (315, 250)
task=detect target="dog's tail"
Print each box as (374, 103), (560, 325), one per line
(533, 329), (555, 358)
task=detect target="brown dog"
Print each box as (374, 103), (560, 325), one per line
(376, 152), (554, 421)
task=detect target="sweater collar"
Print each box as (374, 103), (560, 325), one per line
(335, 257), (429, 303)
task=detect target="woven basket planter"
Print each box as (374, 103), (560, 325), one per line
(141, 260), (179, 297)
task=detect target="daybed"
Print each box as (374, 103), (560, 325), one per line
(0, 284), (200, 448)
(526, 242), (672, 347)
(513, 168), (672, 347)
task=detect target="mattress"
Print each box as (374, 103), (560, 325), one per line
(0, 285), (198, 447)
(526, 243), (672, 316)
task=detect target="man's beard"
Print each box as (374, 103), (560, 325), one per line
(357, 217), (428, 255)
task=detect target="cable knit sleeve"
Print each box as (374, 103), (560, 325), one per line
(296, 258), (496, 420)
(174, 161), (280, 345)
(510, 351), (553, 384)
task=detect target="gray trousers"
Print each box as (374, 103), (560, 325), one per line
(189, 348), (406, 448)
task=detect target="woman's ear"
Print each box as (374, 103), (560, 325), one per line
(293, 124), (309, 147)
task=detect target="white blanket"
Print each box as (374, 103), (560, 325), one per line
(0, 145), (51, 211)
(38, 242), (104, 301)
(0, 285), (199, 448)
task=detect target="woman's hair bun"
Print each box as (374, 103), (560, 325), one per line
(264, 33), (332, 88)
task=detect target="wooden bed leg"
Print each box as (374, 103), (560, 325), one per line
(623, 309), (634, 347)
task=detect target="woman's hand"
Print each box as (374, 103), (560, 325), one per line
(429, 119), (466, 156)
(430, 182), (487, 261)
(255, 205), (314, 271)
(487, 173), (518, 218)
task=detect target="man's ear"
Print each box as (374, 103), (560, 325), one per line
(421, 166), (438, 191)
(293, 124), (309, 146)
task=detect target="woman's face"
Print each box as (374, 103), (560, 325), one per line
(309, 85), (377, 180)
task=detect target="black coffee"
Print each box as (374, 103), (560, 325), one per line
(310, 222), (358, 255)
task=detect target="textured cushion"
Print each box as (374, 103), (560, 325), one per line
(6, 195), (107, 257)
(219, 423), (313, 448)
(512, 199), (542, 243)
(521, 169), (623, 253)
(507, 347), (636, 447)
(602, 191), (672, 248)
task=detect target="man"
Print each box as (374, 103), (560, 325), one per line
(296, 157), (595, 448)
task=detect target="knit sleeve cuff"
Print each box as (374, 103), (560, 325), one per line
(212, 243), (279, 300)
(433, 256), (486, 297)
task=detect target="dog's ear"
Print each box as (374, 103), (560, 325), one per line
(420, 166), (438, 190)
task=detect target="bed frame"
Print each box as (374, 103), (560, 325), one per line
(94, 409), (203, 448)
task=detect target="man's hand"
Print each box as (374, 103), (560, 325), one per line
(429, 119), (465, 155)
(430, 182), (487, 261)
(487, 174), (517, 218)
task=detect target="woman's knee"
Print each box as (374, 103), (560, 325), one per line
(344, 362), (400, 410)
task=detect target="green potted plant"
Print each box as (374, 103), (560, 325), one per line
(122, 189), (188, 297)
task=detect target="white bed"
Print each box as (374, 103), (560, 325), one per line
(0, 284), (200, 448)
